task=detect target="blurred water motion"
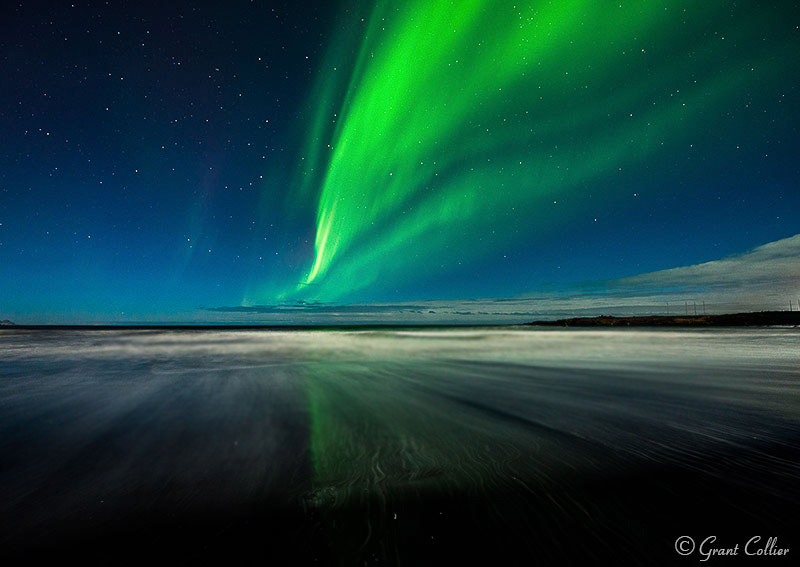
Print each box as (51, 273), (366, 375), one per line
(1, 328), (799, 564)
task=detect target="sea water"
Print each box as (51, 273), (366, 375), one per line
(1, 327), (799, 564)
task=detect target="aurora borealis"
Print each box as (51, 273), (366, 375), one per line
(3, 5), (800, 565)
(1, 1), (799, 322)
(292, 0), (796, 301)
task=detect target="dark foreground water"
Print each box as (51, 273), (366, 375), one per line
(1, 327), (799, 565)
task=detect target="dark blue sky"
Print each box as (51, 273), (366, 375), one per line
(1, 1), (799, 323)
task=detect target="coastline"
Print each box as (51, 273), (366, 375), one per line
(526, 311), (800, 327)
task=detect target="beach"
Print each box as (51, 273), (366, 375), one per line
(1, 327), (798, 564)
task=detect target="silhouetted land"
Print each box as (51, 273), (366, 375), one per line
(528, 310), (800, 327)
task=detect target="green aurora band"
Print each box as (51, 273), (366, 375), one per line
(276, 0), (788, 301)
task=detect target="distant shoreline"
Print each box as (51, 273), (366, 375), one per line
(2, 311), (800, 329)
(526, 311), (800, 327)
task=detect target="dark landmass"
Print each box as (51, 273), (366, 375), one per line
(3, 312), (800, 329)
(528, 310), (800, 327)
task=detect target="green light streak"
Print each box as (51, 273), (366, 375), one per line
(284, 0), (785, 300)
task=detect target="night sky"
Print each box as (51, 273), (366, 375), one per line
(2, 1), (799, 323)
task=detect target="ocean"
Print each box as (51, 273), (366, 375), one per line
(1, 327), (798, 564)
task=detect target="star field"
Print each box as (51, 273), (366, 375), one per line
(1, 0), (798, 322)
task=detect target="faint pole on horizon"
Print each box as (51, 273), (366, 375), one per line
(703, 301), (706, 315)
(685, 301), (688, 315)
(666, 302), (670, 315)
(693, 302), (697, 316)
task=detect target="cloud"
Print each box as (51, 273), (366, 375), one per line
(206, 303), (432, 315)
(615, 234), (800, 293)
(206, 234), (800, 323)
